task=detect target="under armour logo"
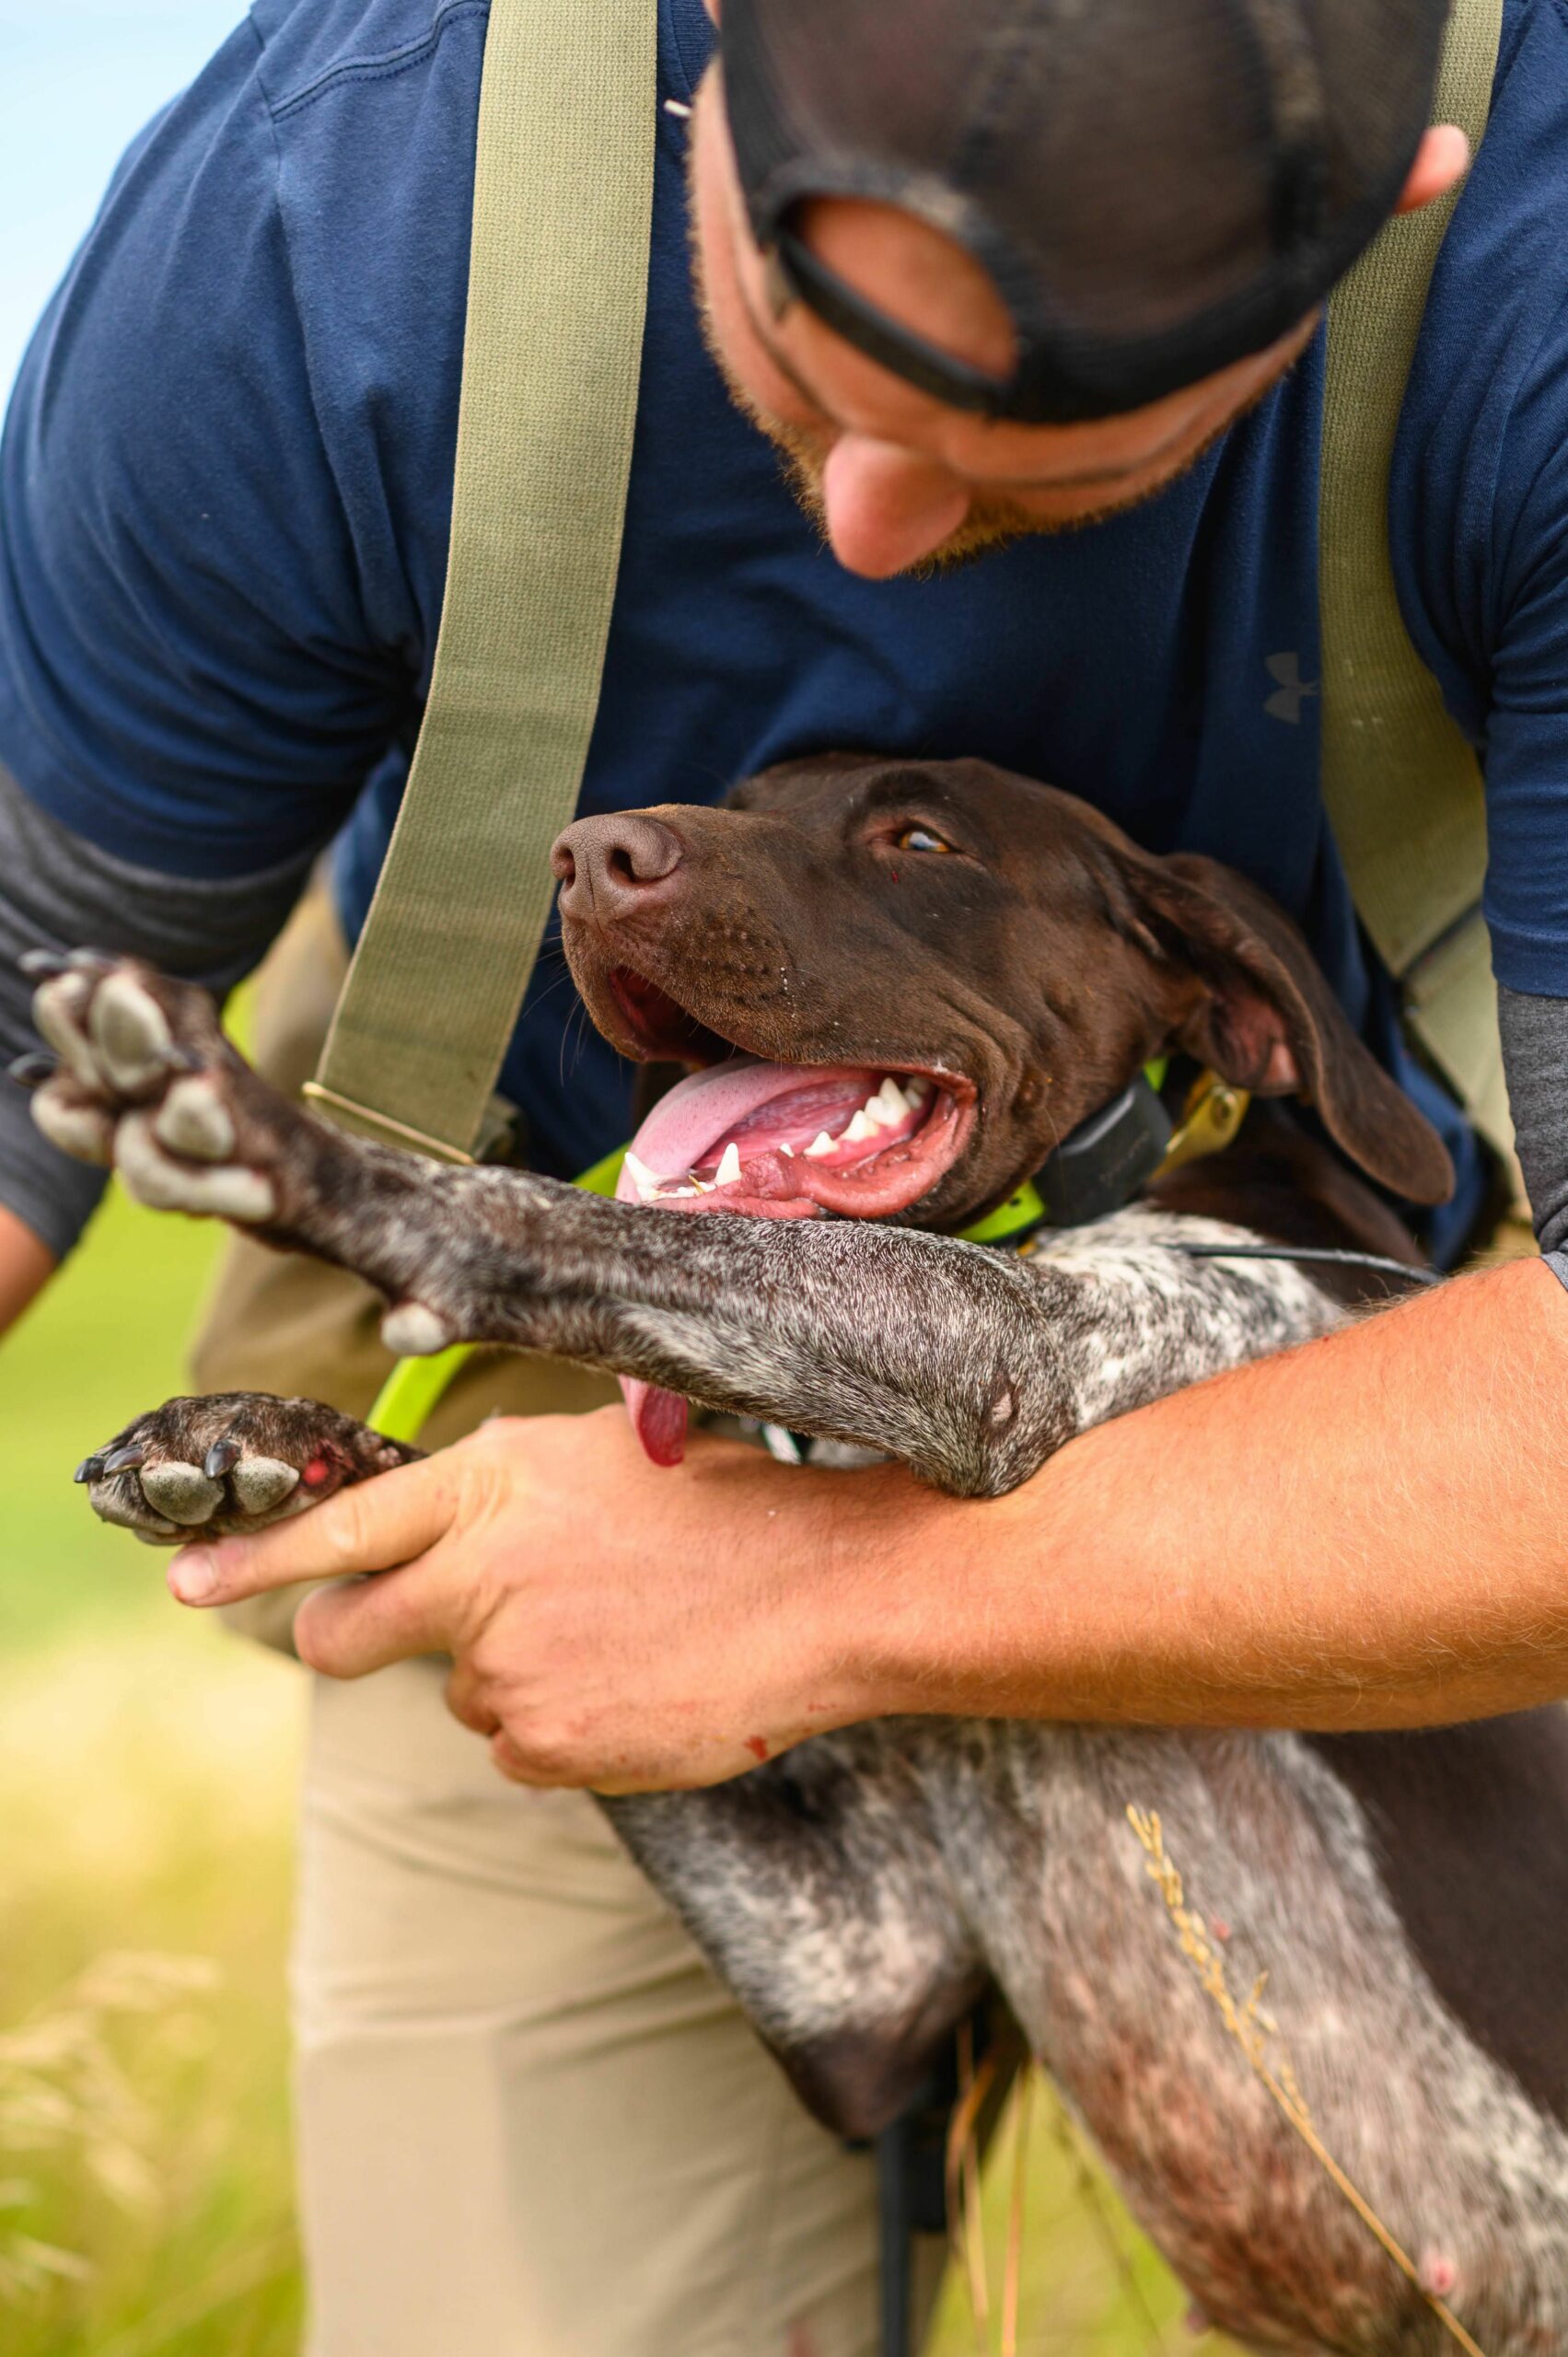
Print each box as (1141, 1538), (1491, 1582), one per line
(1263, 652), (1318, 726)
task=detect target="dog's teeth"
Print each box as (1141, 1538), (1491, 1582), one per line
(714, 1142), (742, 1188)
(901, 1080), (929, 1111)
(843, 1109), (876, 1144)
(877, 1076), (908, 1123)
(623, 1148), (663, 1201)
(804, 1131), (836, 1158)
(778, 1142), (794, 1157)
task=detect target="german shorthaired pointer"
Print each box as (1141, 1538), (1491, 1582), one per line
(18, 755), (1568, 2352)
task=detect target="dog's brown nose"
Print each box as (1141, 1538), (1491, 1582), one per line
(552, 814), (684, 923)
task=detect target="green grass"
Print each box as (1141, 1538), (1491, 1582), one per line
(0, 1181), (306, 2354)
(0, 1181), (1219, 2356)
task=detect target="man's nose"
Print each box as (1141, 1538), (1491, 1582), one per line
(819, 435), (971, 578)
(552, 812), (685, 923)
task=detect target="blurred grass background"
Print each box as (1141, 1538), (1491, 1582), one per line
(0, 1184), (305, 2354)
(0, 1180), (1222, 2355)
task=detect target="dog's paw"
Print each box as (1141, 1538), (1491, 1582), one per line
(75, 1391), (418, 1546)
(12, 951), (284, 1222)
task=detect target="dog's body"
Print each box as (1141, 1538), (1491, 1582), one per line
(25, 756), (1568, 2351)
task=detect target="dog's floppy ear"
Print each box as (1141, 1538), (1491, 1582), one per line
(1132, 853), (1454, 1205)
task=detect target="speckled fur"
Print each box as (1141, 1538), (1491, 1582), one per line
(27, 899), (1568, 2348)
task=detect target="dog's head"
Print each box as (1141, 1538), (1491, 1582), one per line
(553, 753), (1453, 1231)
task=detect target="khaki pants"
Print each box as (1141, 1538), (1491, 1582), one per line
(192, 896), (924, 2357)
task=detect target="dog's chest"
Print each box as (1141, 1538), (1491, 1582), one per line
(912, 1724), (1568, 2352)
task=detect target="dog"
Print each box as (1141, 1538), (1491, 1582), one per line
(18, 753), (1568, 2352)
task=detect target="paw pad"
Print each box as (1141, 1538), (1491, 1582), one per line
(139, 1462), (225, 1526)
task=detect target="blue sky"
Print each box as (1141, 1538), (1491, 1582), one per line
(0, 0), (246, 396)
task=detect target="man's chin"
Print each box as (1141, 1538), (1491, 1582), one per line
(748, 412), (1154, 573)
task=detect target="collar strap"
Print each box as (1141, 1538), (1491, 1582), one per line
(956, 1064), (1249, 1248)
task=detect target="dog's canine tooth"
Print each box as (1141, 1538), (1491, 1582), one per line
(715, 1142), (742, 1188)
(623, 1148), (664, 1200)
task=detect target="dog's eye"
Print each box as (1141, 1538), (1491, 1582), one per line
(895, 826), (957, 855)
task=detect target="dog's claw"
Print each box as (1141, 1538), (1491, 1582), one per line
(102, 1444), (146, 1476)
(19, 946), (113, 979)
(7, 1051), (57, 1088)
(203, 1437), (243, 1480)
(74, 1455), (104, 1485)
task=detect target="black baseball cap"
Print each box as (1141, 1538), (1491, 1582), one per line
(722, 0), (1452, 424)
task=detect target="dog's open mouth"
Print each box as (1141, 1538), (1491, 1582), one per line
(601, 974), (977, 1464)
(618, 1059), (972, 1220)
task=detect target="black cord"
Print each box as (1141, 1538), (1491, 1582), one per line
(1169, 1243), (1439, 1286)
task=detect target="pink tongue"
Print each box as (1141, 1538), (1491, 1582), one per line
(622, 1056), (796, 1177)
(616, 1058), (802, 1466)
(621, 1378), (690, 1467)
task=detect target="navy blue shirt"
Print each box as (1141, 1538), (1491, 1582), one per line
(5, 0), (1567, 1258)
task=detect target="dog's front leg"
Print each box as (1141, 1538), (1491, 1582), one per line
(26, 957), (1347, 1499)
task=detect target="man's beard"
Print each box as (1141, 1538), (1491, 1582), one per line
(688, 179), (1281, 574)
(698, 319), (1100, 572)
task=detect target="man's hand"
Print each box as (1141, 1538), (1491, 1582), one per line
(166, 1261), (1568, 1779)
(165, 1406), (907, 1792)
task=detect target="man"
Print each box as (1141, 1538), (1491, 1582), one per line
(6, 0), (1568, 2349)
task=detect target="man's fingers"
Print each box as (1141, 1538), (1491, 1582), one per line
(292, 1561), (460, 1680)
(491, 1729), (544, 1784)
(166, 1452), (462, 1605)
(445, 1658), (501, 1737)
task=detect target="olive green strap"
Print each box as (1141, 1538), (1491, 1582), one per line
(1320, 0), (1511, 1166)
(306, 0), (658, 1164)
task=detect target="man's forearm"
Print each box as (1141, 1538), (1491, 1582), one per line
(861, 1255), (1568, 1731)
(157, 1252), (1568, 1790)
(0, 1202), (56, 1333)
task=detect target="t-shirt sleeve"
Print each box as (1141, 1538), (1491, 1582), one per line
(1460, 286), (1568, 998)
(0, 16), (420, 885)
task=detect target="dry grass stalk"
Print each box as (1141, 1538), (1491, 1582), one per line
(946, 2019), (997, 2351)
(1125, 1805), (1489, 2357)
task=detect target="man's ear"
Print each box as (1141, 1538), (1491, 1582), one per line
(1133, 853), (1455, 1206)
